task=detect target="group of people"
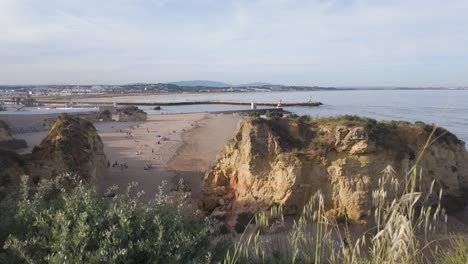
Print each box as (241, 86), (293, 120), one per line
(110, 123), (181, 172)
(109, 160), (128, 170)
(143, 164), (153, 170)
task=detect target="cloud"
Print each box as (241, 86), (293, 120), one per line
(0, 0), (467, 86)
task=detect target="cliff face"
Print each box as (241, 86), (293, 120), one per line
(0, 120), (27, 150)
(118, 106), (147, 122)
(29, 114), (108, 184)
(202, 116), (468, 223)
(0, 149), (28, 197)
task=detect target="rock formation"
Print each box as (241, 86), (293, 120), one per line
(118, 106), (147, 122)
(98, 109), (113, 121)
(28, 114), (108, 184)
(0, 120), (27, 150)
(0, 149), (28, 197)
(202, 116), (468, 224)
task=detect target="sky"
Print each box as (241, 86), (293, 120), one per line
(1, 0), (467, 87)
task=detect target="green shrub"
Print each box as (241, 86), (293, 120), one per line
(436, 238), (468, 264)
(298, 115), (311, 123)
(266, 111), (283, 119)
(248, 112), (260, 118)
(3, 174), (214, 264)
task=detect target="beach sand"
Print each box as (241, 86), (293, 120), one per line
(14, 113), (241, 200)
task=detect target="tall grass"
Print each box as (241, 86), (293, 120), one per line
(222, 125), (462, 264)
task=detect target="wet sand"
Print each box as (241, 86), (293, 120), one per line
(167, 113), (241, 198)
(96, 113), (240, 199)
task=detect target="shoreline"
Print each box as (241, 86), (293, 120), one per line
(167, 113), (241, 198)
(13, 112), (241, 200)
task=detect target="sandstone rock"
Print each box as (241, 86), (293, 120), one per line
(28, 114), (108, 184)
(118, 106), (147, 122)
(210, 207), (227, 218)
(0, 120), (27, 150)
(0, 149), (28, 197)
(172, 178), (191, 192)
(202, 195), (218, 213)
(202, 117), (468, 224)
(218, 198), (225, 206)
(98, 109), (113, 121)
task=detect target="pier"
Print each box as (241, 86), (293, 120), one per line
(32, 99), (323, 107)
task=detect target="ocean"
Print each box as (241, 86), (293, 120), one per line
(138, 89), (468, 144)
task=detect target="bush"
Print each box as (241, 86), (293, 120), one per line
(99, 109), (112, 120)
(3, 174), (214, 263)
(298, 115), (311, 123)
(248, 111), (260, 118)
(266, 111), (283, 119)
(436, 238), (468, 264)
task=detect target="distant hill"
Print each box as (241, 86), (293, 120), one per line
(237, 82), (273, 87)
(168, 80), (231, 87)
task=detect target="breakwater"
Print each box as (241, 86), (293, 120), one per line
(33, 100), (323, 107)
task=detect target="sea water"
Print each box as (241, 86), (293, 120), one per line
(139, 89), (468, 143)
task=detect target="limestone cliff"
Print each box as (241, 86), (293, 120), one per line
(29, 114), (108, 184)
(0, 120), (27, 150)
(202, 116), (468, 223)
(118, 106), (147, 122)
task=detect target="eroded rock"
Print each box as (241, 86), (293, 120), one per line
(29, 114), (108, 184)
(202, 117), (468, 224)
(0, 120), (27, 150)
(118, 106), (147, 122)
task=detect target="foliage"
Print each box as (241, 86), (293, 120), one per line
(287, 113), (299, 119)
(2, 174), (215, 264)
(248, 111), (261, 118)
(20, 95), (39, 107)
(223, 125), (455, 264)
(98, 109), (112, 120)
(436, 238), (468, 264)
(266, 111), (283, 120)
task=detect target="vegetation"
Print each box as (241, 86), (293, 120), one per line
(287, 113), (299, 119)
(0, 174), (223, 263)
(1, 118), (466, 263)
(266, 111), (284, 119)
(19, 95), (40, 107)
(436, 238), (468, 264)
(222, 125), (467, 264)
(98, 109), (112, 120)
(248, 111), (261, 118)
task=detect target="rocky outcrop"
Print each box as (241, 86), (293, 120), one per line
(28, 114), (108, 184)
(202, 116), (468, 223)
(118, 106), (147, 122)
(0, 120), (27, 150)
(98, 109), (113, 121)
(0, 149), (28, 197)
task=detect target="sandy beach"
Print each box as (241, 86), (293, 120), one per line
(14, 112), (241, 200)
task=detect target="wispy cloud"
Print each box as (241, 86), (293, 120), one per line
(1, 0), (467, 86)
